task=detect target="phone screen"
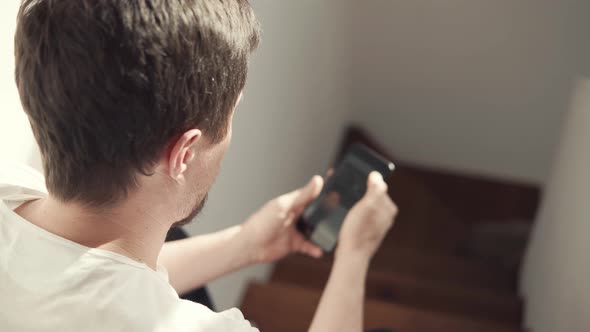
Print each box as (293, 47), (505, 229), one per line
(298, 144), (395, 252)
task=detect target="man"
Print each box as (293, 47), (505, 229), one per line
(0, 0), (397, 331)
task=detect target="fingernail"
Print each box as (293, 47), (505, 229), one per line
(370, 171), (382, 182)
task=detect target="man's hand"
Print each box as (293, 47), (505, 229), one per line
(309, 171), (397, 332)
(337, 171), (397, 260)
(159, 171), (397, 298)
(241, 176), (325, 264)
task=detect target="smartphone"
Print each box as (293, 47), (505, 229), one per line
(297, 143), (395, 252)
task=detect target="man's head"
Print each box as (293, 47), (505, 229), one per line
(14, 0), (260, 223)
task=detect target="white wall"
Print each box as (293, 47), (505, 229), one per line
(346, 0), (584, 184)
(347, 2), (590, 330)
(0, 1), (41, 169)
(520, 79), (590, 332)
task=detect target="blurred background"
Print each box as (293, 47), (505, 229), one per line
(2, 1), (590, 331)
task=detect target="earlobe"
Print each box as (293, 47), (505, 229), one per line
(167, 129), (202, 180)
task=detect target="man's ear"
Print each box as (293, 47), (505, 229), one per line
(168, 129), (202, 180)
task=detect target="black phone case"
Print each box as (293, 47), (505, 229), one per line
(297, 143), (395, 252)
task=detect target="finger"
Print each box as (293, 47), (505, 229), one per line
(283, 211), (296, 227)
(298, 239), (324, 258)
(290, 175), (323, 211)
(278, 176), (321, 209)
(325, 168), (334, 178)
(364, 171), (387, 199)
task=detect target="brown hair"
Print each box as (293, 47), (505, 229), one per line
(15, 0), (260, 206)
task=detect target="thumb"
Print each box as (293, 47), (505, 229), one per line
(363, 171), (387, 201)
(290, 175), (323, 212)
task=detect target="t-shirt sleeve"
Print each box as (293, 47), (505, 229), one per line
(213, 308), (259, 332)
(156, 301), (259, 332)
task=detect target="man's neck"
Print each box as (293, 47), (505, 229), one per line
(15, 194), (172, 270)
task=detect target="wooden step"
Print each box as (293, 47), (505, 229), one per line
(369, 247), (518, 292)
(381, 167), (469, 253)
(335, 126), (540, 256)
(272, 255), (523, 324)
(337, 126), (540, 224)
(241, 281), (524, 332)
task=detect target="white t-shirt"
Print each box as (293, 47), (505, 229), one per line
(0, 162), (258, 332)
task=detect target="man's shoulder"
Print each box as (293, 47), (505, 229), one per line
(2, 259), (256, 332)
(57, 260), (258, 332)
